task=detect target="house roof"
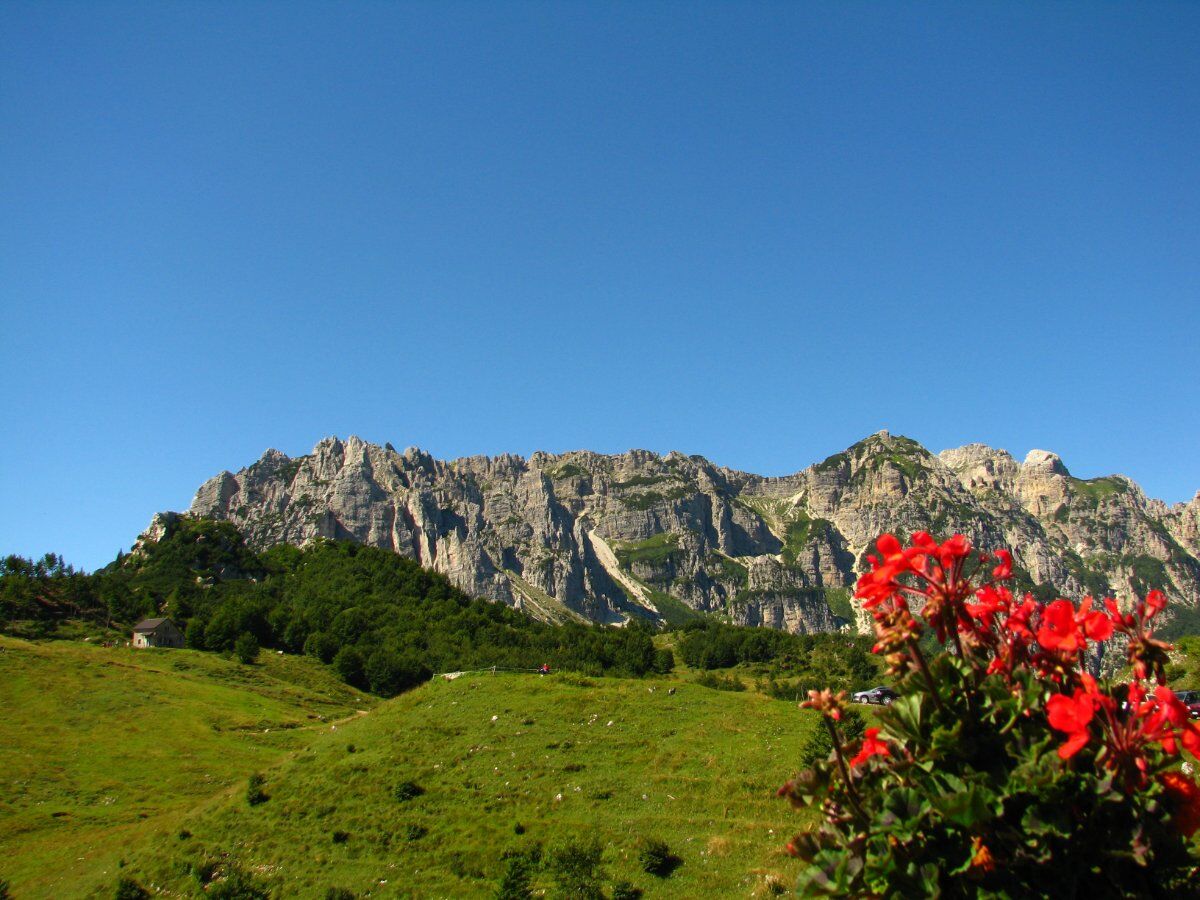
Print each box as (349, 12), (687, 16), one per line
(132, 617), (174, 633)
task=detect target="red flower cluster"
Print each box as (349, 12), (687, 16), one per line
(857, 532), (1015, 666)
(780, 530), (1200, 888)
(856, 531), (1200, 803)
(1037, 597), (1113, 653)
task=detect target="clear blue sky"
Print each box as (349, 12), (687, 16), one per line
(2, 2), (1198, 572)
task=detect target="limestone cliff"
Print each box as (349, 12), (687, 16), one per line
(169, 432), (1200, 635)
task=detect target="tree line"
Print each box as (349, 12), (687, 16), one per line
(674, 619), (880, 695)
(1, 517), (672, 695)
(1, 516), (886, 698)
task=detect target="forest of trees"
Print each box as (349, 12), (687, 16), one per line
(0, 516), (891, 698)
(1, 517), (675, 695)
(673, 619), (880, 696)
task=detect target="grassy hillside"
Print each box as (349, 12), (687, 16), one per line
(111, 673), (818, 899)
(0, 637), (373, 898)
(7, 634), (1197, 897)
(0, 634), (869, 899)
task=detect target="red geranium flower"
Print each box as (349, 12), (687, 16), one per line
(1038, 599), (1085, 653)
(1076, 596), (1114, 642)
(965, 584), (1009, 630)
(935, 533), (971, 570)
(850, 727), (891, 768)
(991, 549), (1013, 580)
(1144, 686), (1200, 758)
(1037, 598), (1112, 655)
(1047, 687), (1097, 759)
(1159, 771), (1200, 837)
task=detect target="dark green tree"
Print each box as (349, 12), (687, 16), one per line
(333, 646), (366, 689)
(235, 633), (260, 664)
(184, 618), (207, 649)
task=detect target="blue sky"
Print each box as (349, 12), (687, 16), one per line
(2, 2), (1198, 572)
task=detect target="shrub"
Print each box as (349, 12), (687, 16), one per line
(652, 648), (674, 674)
(636, 837), (680, 877)
(246, 773), (268, 806)
(364, 648), (431, 696)
(611, 881), (643, 900)
(493, 853), (535, 900)
(325, 890), (356, 900)
(331, 830), (350, 844)
(191, 859), (219, 886)
(303, 630), (340, 664)
(546, 838), (605, 900)
(0, 879), (8, 900)
(778, 533), (1200, 896)
(114, 877), (149, 900)
(234, 632), (259, 664)
(695, 671), (745, 692)
(501, 843), (542, 865)
(393, 780), (425, 802)
(447, 850), (486, 879)
(403, 823), (427, 841)
(207, 865), (269, 899)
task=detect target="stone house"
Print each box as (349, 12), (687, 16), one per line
(131, 617), (185, 648)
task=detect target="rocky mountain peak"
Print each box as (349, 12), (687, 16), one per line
(315, 436), (344, 453)
(1023, 449), (1070, 476)
(177, 433), (1200, 635)
(939, 444), (1019, 494)
(134, 511), (181, 551)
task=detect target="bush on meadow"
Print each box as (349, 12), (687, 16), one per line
(636, 837), (679, 877)
(113, 877), (149, 900)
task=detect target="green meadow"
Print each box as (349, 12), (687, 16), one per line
(0, 637), (372, 898)
(0, 639), (820, 898)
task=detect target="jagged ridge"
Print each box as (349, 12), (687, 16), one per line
(171, 432), (1200, 635)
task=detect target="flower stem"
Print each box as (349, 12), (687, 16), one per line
(907, 638), (946, 714)
(825, 717), (868, 823)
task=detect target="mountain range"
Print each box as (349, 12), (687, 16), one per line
(159, 432), (1200, 636)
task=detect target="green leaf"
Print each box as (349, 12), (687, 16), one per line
(930, 720), (965, 757)
(884, 692), (927, 743)
(796, 847), (863, 896)
(933, 784), (996, 829)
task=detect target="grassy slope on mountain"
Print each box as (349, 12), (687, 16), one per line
(5, 635), (1197, 898)
(118, 673), (818, 899)
(0, 637), (372, 898)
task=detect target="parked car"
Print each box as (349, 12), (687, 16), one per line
(1175, 690), (1200, 720)
(852, 686), (898, 706)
